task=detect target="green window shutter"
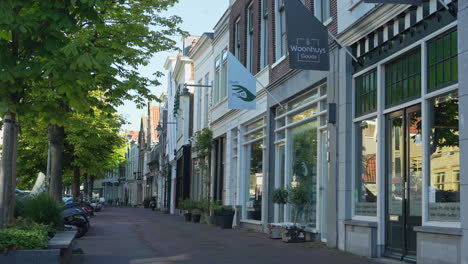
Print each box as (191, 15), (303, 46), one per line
(427, 29), (458, 91)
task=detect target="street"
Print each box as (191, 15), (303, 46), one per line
(72, 207), (379, 264)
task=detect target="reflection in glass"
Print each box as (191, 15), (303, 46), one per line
(287, 121), (317, 227)
(277, 144), (286, 222)
(428, 92), (460, 221)
(388, 116), (404, 216)
(247, 140), (263, 221)
(408, 110), (422, 217)
(355, 118), (378, 216)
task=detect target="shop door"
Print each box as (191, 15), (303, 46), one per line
(385, 105), (422, 261)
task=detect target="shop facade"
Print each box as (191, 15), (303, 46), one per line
(335, 1), (464, 263)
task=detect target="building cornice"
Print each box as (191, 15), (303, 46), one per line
(337, 4), (409, 46)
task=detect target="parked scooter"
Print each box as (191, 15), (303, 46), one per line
(150, 199), (156, 211)
(62, 206), (89, 238)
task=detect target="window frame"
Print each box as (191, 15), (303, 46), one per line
(246, 4), (254, 73)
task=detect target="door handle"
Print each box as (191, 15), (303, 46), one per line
(404, 182), (408, 199)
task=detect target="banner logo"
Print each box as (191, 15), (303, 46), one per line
(231, 84), (256, 102)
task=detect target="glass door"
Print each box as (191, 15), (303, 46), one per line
(385, 105), (422, 260)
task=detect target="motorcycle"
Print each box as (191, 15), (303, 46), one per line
(62, 203), (91, 238)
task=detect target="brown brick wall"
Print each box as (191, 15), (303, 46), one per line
(229, 0), (337, 84)
(230, 0), (262, 75)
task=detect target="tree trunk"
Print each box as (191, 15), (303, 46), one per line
(48, 124), (65, 201)
(89, 175), (95, 200)
(83, 173), (89, 200)
(0, 114), (19, 228)
(73, 166), (80, 200)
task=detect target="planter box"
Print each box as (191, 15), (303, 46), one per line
(282, 226), (307, 243)
(0, 231), (77, 264)
(0, 249), (61, 264)
(267, 223), (283, 239)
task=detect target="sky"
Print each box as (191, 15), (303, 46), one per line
(117, 0), (230, 132)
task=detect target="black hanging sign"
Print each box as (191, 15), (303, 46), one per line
(363, 0), (423, 4)
(284, 0), (330, 71)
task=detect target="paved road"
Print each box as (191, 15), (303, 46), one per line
(73, 206), (379, 264)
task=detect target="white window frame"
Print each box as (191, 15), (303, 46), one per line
(314, 0), (331, 23)
(274, 84), (328, 232)
(260, 0), (269, 69)
(247, 3), (254, 73)
(275, 0), (287, 62)
(234, 18), (241, 60)
(241, 117), (267, 224)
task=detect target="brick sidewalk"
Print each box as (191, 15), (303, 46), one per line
(72, 206), (380, 264)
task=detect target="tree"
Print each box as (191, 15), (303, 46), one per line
(0, 0), (184, 226)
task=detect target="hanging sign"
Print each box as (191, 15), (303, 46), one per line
(363, 0), (422, 4)
(227, 52), (257, 110)
(284, 0), (330, 71)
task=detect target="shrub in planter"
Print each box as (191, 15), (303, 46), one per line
(191, 201), (202, 223)
(282, 184), (310, 243)
(272, 188), (288, 205)
(219, 206), (235, 229)
(211, 202), (223, 226)
(0, 228), (48, 252)
(179, 199), (195, 221)
(16, 193), (63, 230)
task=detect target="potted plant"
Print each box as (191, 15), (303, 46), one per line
(211, 201), (223, 226)
(191, 200), (202, 223)
(219, 206), (235, 229)
(269, 188), (288, 239)
(179, 199), (192, 222)
(199, 199), (210, 224)
(282, 184), (309, 243)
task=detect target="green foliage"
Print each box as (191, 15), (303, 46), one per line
(15, 193), (63, 229)
(0, 228), (48, 252)
(195, 128), (213, 160)
(199, 199), (211, 214)
(272, 188), (288, 205)
(211, 201), (224, 216)
(178, 199), (196, 211)
(289, 184), (309, 207)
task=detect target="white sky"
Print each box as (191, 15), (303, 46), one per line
(117, 0), (229, 131)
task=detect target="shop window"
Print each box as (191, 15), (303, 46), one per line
(355, 70), (377, 116)
(221, 50), (228, 100)
(385, 49), (421, 107)
(214, 56), (221, 103)
(428, 30), (458, 91)
(355, 117), (378, 216)
(260, 0), (268, 69)
(428, 92), (459, 221)
(275, 0), (287, 60)
(244, 118), (265, 221)
(246, 5), (254, 73)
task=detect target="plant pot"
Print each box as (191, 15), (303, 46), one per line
(214, 215), (223, 226)
(282, 226), (306, 243)
(220, 211), (235, 229)
(184, 213), (192, 222)
(192, 214), (201, 223)
(267, 224), (283, 239)
(207, 215), (216, 225)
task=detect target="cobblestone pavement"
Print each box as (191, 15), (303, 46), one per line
(72, 206), (380, 264)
